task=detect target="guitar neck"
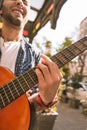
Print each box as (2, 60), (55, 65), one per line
(51, 36), (87, 68)
(0, 36), (87, 109)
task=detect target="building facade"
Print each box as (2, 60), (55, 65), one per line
(79, 17), (87, 80)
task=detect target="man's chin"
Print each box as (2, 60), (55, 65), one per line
(13, 17), (26, 27)
(13, 20), (21, 26)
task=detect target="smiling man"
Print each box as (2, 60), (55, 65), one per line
(0, 0), (62, 130)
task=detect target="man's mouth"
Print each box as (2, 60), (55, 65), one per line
(12, 9), (24, 16)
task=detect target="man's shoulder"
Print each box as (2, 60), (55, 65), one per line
(23, 36), (33, 49)
(23, 36), (40, 56)
(23, 36), (31, 45)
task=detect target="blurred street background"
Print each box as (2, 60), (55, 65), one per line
(53, 103), (87, 130)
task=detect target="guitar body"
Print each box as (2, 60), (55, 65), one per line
(0, 66), (30, 130)
(0, 37), (87, 130)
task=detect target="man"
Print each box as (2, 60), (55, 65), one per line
(0, 0), (62, 129)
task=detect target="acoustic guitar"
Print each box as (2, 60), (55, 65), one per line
(0, 37), (87, 130)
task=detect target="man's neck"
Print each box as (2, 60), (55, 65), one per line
(2, 23), (23, 42)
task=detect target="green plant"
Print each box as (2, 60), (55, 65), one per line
(70, 73), (83, 89)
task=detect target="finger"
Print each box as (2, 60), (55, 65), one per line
(41, 54), (60, 76)
(35, 63), (51, 80)
(35, 65), (45, 82)
(41, 54), (52, 64)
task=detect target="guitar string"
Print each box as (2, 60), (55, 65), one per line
(0, 69), (38, 108)
(51, 46), (76, 65)
(0, 74), (31, 103)
(1, 38), (86, 105)
(51, 39), (87, 67)
(0, 37), (87, 108)
(0, 41), (87, 108)
(51, 47), (77, 67)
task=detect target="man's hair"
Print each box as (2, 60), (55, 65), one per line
(0, 0), (3, 10)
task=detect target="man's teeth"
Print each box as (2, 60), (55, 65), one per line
(14, 10), (21, 14)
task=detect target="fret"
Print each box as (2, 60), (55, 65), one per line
(0, 87), (6, 107)
(28, 69), (38, 85)
(83, 40), (87, 47)
(55, 53), (67, 65)
(11, 81), (20, 96)
(74, 43), (83, 52)
(3, 86), (10, 104)
(21, 75), (31, 90)
(51, 54), (64, 67)
(80, 41), (87, 49)
(60, 51), (71, 61)
(66, 47), (76, 57)
(0, 92), (5, 109)
(4, 85), (14, 103)
(7, 84), (15, 100)
(15, 78), (25, 93)
(79, 38), (87, 47)
(27, 73), (36, 87)
(56, 51), (73, 67)
(74, 44), (83, 52)
(13, 76), (24, 95)
(18, 75), (30, 92)
(7, 82), (19, 99)
(51, 55), (58, 63)
(62, 49), (76, 62)
(0, 87), (9, 107)
(69, 45), (80, 55)
(24, 73), (34, 89)
(71, 41), (86, 54)
(64, 47), (76, 57)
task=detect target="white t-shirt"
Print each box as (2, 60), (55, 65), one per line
(0, 37), (21, 73)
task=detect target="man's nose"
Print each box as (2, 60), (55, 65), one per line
(16, 0), (24, 6)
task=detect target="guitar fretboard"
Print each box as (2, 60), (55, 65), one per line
(51, 37), (87, 67)
(0, 69), (38, 109)
(0, 36), (87, 109)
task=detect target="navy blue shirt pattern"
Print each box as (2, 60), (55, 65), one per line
(14, 37), (41, 76)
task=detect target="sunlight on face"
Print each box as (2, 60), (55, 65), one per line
(2, 0), (30, 27)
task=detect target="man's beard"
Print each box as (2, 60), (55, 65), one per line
(3, 13), (21, 26)
(1, 5), (23, 26)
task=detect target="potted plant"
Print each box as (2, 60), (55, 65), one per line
(34, 105), (58, 130)
(68, 73), (81, 108)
